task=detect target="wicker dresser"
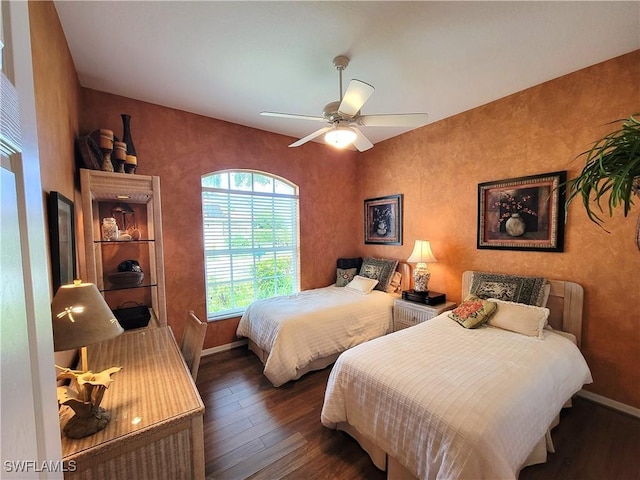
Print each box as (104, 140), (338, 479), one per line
(60, 327), (205, 479)
(393, 298), (457, 331)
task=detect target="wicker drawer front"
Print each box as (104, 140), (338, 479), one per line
(393, 300), (457, 331)
(394, 304), (437, 330)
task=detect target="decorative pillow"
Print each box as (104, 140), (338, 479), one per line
(336, 257), (363, 270)
(336, 268), (358, 287)
(469, 272), (548, 306)
(386, 271), (402, 293)
(345, 275), (379, 295)
(359, 257), (399, 292)
(487, 298), (550, 339)
(448, 295), (497, 329)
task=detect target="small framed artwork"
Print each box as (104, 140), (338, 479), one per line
(364, 194), (403, 245)
(48, 192), (77, 292)
(477, 171), (566, 252)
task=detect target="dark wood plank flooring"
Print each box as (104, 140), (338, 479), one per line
(197, 347), (640, 480)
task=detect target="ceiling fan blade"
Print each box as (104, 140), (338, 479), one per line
(357, 113), (429, 127)
(338, 79), (375, 118)
(351, 127), (374, 152)
(261, 111), (325, 122)
(289, 126), (332, 148)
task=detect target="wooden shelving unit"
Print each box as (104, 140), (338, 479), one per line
(80, 169), (167, 327)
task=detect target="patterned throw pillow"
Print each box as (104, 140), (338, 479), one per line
(448, 295), (498, 329)
(359, 257), (399, 292)
(336, 257), (363, 270)
(470, 272), (547, 306)
(336, 268), (358, 287)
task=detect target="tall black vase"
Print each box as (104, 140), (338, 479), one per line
(121, 114), (137, 156)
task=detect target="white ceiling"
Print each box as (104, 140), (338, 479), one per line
(54, 1), (640, 148)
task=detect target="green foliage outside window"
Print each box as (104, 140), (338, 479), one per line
(206, 255), (294, 314)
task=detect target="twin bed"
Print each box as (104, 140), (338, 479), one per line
(320, 271), (592, 480)
(236, 263), (592, 479)
(236, 258), (410, 386)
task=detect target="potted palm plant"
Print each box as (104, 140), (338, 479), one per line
(566, 114), (640, 245)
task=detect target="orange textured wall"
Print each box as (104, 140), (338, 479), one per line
(357, 51), (640, 408)
(79, 90), (360, 347)
(29, 1), (82, 369)
(29, 1), (81, 266)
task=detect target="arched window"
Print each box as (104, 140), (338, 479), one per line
(201, 170), (300, 320)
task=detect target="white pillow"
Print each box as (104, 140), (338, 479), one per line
(345, 275), (379, 295)
(486, 298), (550, 339)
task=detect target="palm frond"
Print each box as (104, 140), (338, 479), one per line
(566, 114), (640, 230)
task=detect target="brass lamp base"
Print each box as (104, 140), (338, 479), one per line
(63, 407), (111, 439)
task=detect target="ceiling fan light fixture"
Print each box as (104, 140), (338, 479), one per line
(325, 125), (357, 148)
(262, 55), (428, 151)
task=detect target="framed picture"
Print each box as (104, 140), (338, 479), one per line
(477, 171), (566, 252)
(48, 192), (77, 292)
(364, 194), (403, 245)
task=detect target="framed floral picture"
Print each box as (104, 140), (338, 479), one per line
(364, 194), (403, 245)
(477, 171), (566, 252)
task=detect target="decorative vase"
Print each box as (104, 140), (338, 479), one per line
(112, 141), (127, 173)
(121, 114), (137, 156)
(505, 213), (526, 237)
(124, 155), (137, 174)
(98, 129), (114, 172)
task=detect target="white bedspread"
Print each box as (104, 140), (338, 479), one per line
(236, 286), (395, 386)
(321, 314), (592, 480)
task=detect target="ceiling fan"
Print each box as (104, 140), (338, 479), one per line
(260, 56), (429, 152)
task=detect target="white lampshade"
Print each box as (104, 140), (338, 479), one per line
(325, 126), (357, 148)
(51, 281), (123, 353)
(407, 240), (438, 264)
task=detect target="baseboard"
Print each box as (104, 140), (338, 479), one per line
(577, 389), (640, 418)
(202, 339), (247, 357)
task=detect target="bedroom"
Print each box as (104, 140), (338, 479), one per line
(3, 0), (639, 478)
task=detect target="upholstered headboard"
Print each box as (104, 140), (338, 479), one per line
(462, 271), (584, 347)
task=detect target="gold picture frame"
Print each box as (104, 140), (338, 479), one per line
(478, 171), (566, 252)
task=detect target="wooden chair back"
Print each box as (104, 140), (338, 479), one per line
(181, 310), (207, 380)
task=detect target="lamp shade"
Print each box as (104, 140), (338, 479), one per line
(325, 125), (357, 148)
(406, 240), (438, 264)
(51, 281), (123, 352)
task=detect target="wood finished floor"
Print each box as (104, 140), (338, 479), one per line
(197, 347), (640, 480)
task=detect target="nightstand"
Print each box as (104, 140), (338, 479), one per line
(393, 298), (457, 331)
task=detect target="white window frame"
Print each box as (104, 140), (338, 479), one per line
(201, 169), (300, 320)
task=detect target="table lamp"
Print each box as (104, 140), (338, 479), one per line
(406, 240), (438, 292)
(52, 280), (124, 438)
